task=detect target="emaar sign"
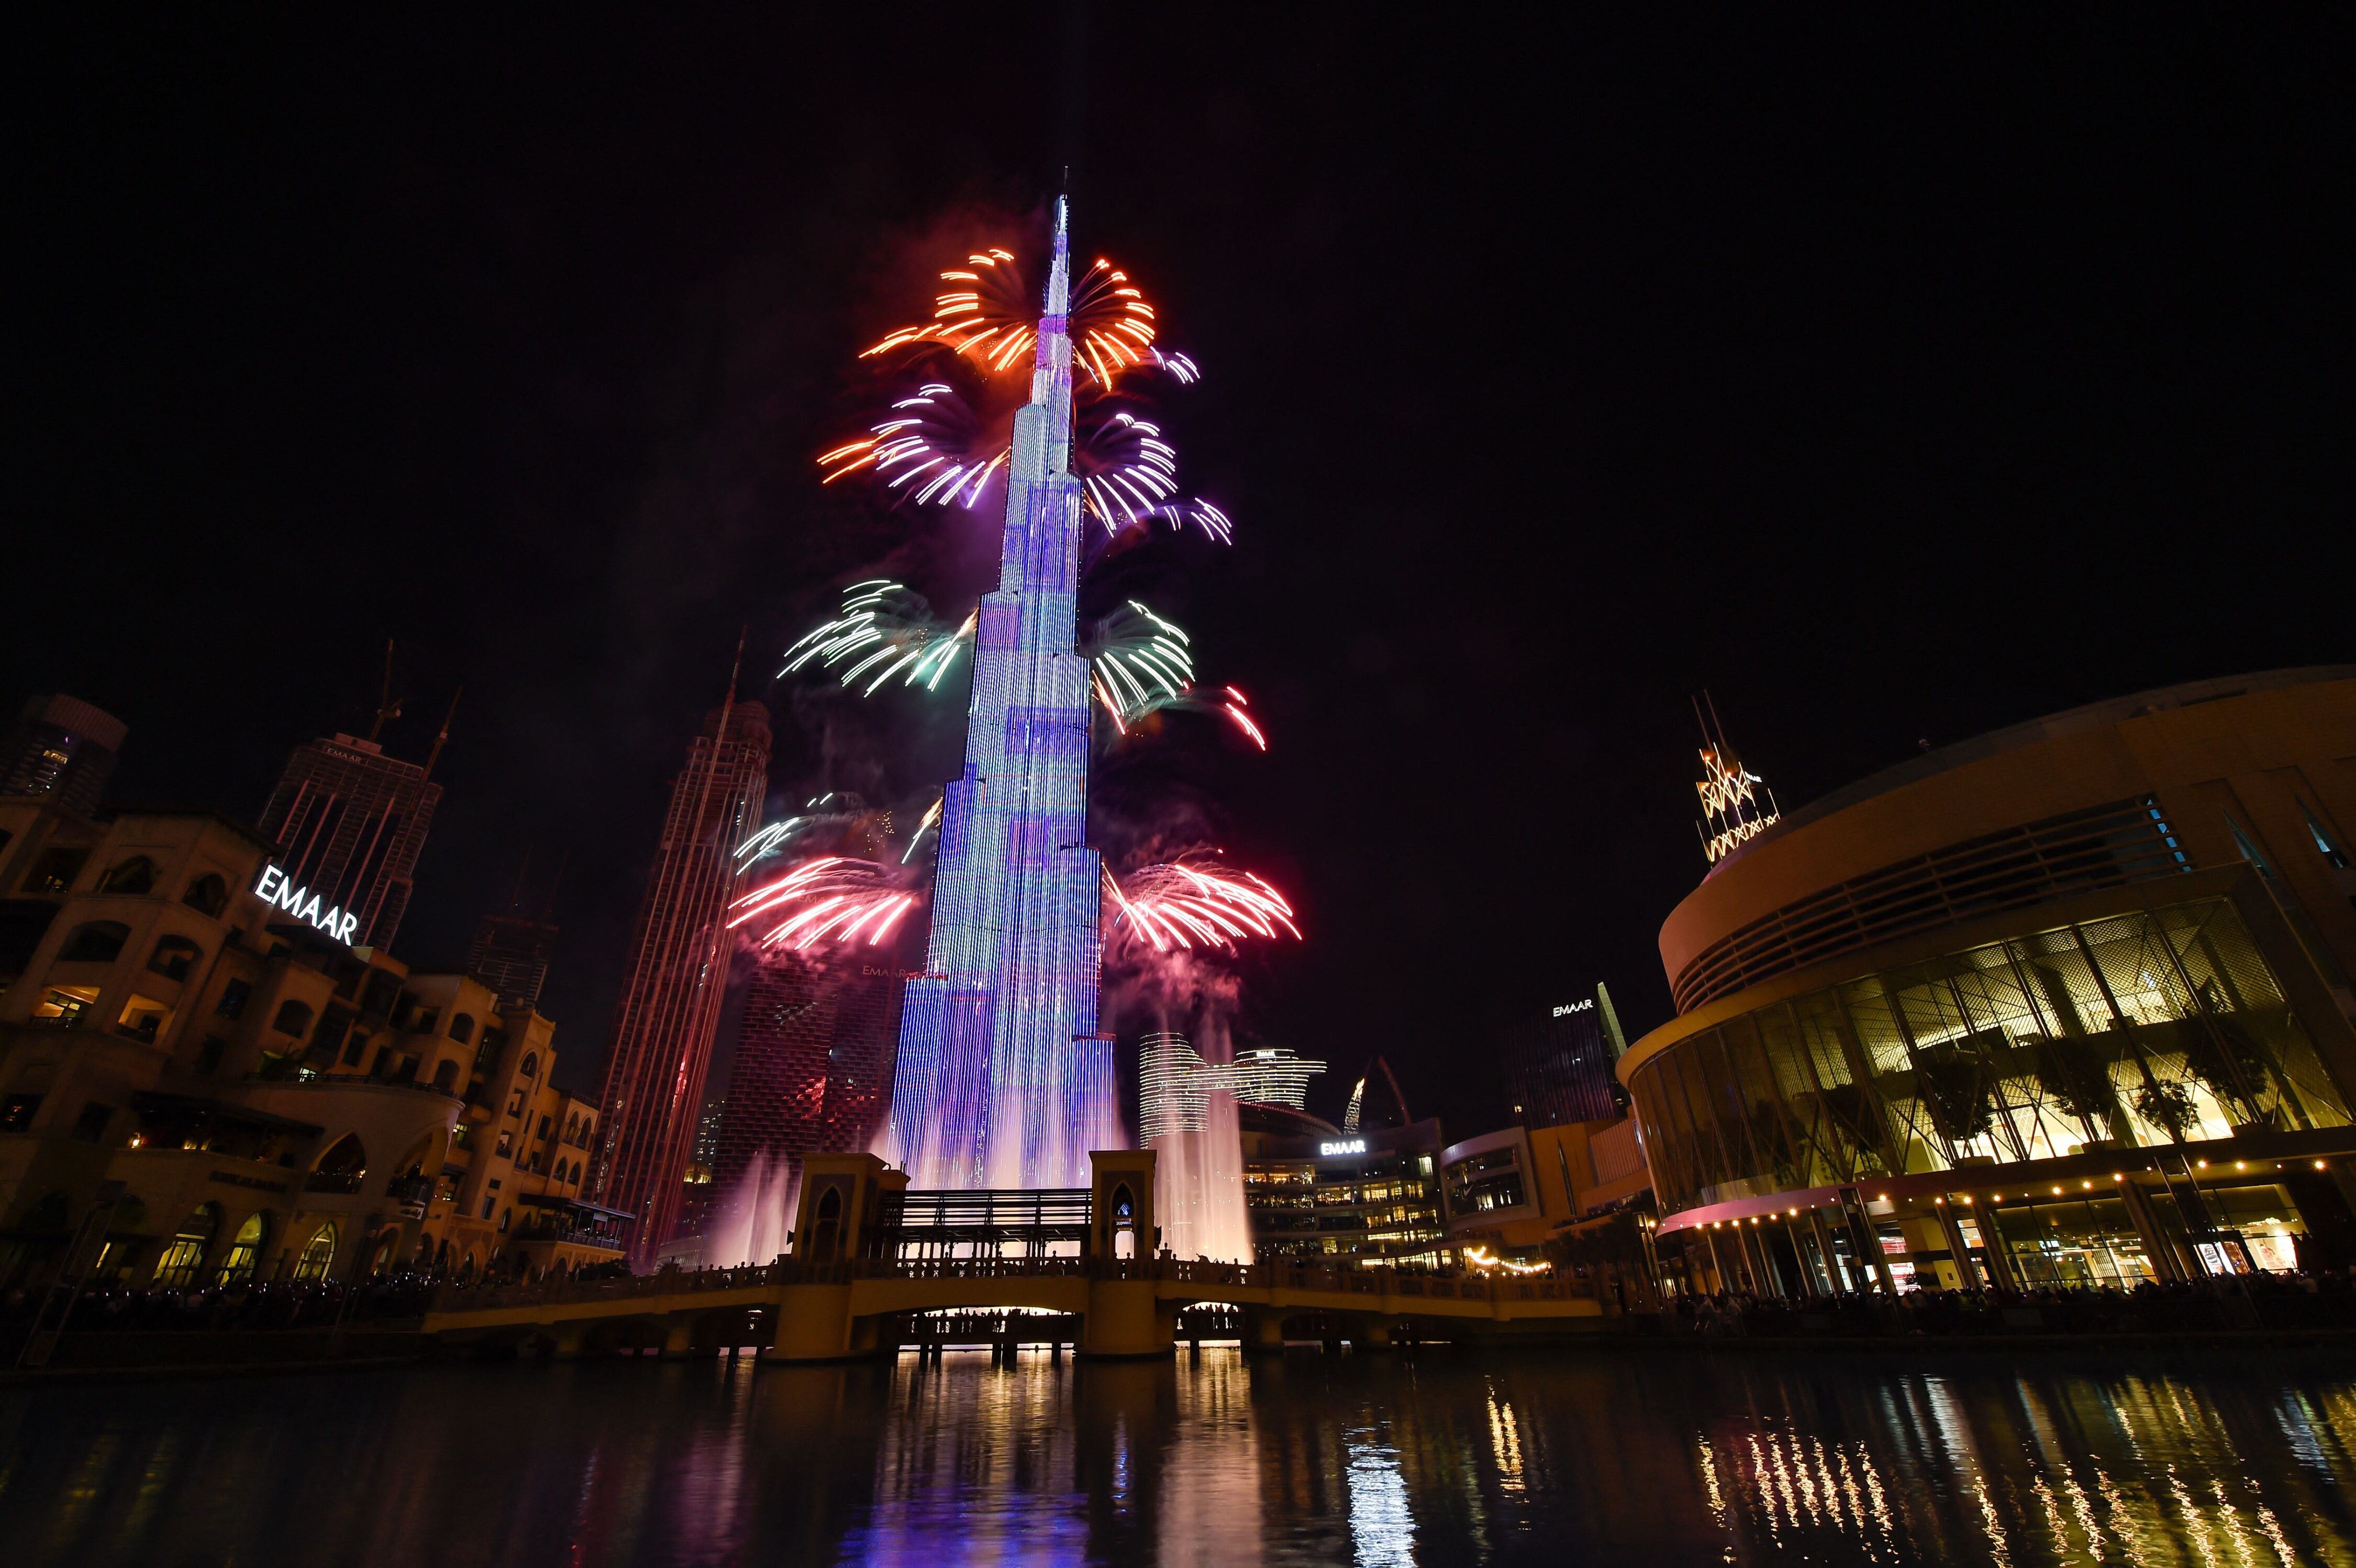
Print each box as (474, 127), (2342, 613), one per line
(1319, 1138), (1366, 1157)
(253, 865), (358, 945)
(1553, 999), (1594, 1017)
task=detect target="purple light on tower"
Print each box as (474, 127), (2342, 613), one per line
(885, 197), (1120, 1188)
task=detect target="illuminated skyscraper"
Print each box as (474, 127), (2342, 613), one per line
(256, 731), (444, 951)
(592, 697), (769, 1263)
(712, 947), (904, 1200)
(1, 693), (126, 816)
(1502, 984), (1630, 1128)
(884, 198), (1118, 1188)
(1139, 1033), (1326, 1143)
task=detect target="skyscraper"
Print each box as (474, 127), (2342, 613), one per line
(885, 198), (1118, 1189)
(1502, 983), (1630, 1128)
(467, 911), (560, 1018)
(711, 947), (904, 1202)
(593, 696), (770, 1263)
(2, 694), (127, 816)
(256, 733), (443, 950)
(1138, 1034), (1327, 1143)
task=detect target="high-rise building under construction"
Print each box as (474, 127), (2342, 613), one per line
(592, 698), (770, 1263)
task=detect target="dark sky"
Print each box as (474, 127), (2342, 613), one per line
(11, 11), (2352, 1132)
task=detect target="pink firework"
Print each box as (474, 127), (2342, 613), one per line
(728, 857), (919, 951)
(1104, 858), (1301, 953)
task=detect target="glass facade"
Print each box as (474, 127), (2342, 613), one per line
(1630, 896), (2351, 1218)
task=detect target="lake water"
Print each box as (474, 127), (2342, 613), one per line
(3, 1345), (2353, 1565)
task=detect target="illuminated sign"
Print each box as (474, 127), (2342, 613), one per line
(1553, 1000), (1594, 1017)
(1319, 1138), (1366, 1156)
(1691, 696), (1782, 866)
(253, 865), (358, 945)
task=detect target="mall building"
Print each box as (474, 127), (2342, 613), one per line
(1618, 668), (2356, 1296)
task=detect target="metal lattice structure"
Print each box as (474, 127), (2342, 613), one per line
(884, 198), (1120, 1188)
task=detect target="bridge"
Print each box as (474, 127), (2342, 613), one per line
(421, 1150), (1606, 1360)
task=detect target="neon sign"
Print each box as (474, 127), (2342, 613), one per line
(1691, 694), (1781, 866)
(253, 865), (358, 944)
(1553, 1000), (1593, 1017)
(1319, 1138), (1366, 1156)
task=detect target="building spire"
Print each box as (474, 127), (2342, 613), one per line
(1045, 193), (1072, 318)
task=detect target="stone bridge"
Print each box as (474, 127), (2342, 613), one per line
(420, 1150), (1605, 1361)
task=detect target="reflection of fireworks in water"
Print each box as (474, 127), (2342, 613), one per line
(1104, 858), (1301, 953)
(728, 855), (919, 950)
(861, 249), (1193, 390)
(818, 383), (1230, 543)
(779, 580), (974, 694)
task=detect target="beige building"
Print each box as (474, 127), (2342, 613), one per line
(0, 797), (621, 1293)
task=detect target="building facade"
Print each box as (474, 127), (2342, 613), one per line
(0, 804), (620, 1295)
(466, 909), (560, 1019)
(710, 949), (903, 1212)
(1619, 668), (2356, 1297)
(1501, 986), (1630, 1129)
(1240, 1111), (1452, 1268)
(1, 694), (126, 817)
(592, 698), (769, 1264)
(256, 733), (444, 951)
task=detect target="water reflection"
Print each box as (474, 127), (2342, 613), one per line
(2, 1349), (2354, 1565)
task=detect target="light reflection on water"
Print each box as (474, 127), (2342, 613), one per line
(2, 1348), (2354, 1565)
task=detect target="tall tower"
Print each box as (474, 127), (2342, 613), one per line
(885, 198), (1119, 1189)
(712, 947), (904, 1199)
(593, 695), (770, 1262)
(1, 694), (127, 816)
(256, 733), (442, 950)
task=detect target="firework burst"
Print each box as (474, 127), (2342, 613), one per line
(862, 249), (1189, 390)
(728, 855), (920, 951)
(780, 580), (975, 694)
(1104, 858), (1300, 953)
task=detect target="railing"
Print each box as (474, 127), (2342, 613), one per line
(425, 1254), (1584, 1316)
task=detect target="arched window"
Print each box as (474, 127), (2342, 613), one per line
(448, 1013), (475, 1044)
(97, 856), (158, 896)
(270, 1000), (314, 1037)
(496, 1207), (512, 1233)
(310, 1133), (366, 1193)
(1111, 1184), (1137, 1260)
(458, 1251), (477, 1281)
(181, 873), (229, 917)
(58, 920), (130, 963)
(147, 935), (203, 981)
(214, 1211), (268, 1286)
(430, 1059), (459, 1094)
(519, 1052), (538, 1079)
(293, 1224), (337, 1282)
(809, 1186), (844, 1261)
(153, 1202), (221, 1289)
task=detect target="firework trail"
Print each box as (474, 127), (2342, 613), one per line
(728, 855), (920, 951)
(861, 250), (1195, 390)
(1104, 857), (1301, 953)
(780, 580), (975, 695)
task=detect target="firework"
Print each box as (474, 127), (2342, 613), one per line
(1086, 600), (1195, 726)
(728, 856), (919, 951)
(1104, 858), (1301, 953)
(781, 580), (975, 695)
(862, 249), (1184, 390)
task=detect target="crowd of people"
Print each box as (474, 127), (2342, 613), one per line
(1665, 1270), (2356, 1337)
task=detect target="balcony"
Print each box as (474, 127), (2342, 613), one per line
(304, 1171), (364, 1195)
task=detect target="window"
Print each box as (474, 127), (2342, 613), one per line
(497, 1207), (511, 1233)
(214, 978), (252, 1019)
(430, 1059), (459, 1094)
(147, 935), (203, 981)
(115, 994), (171, 1043)
(414, 1006), (441, 1035)
(519, 1052), (537, 1079)
(507, 1089), (525, 1117)
(97, 857), (159, 895)
(29, 987), (95, 1028)
(293, 1225), (337, 1282)
(0, 1094), (41, 1132)
(152, 1204), (220, 1289)
(195, 1037), (227, 1076)
(21, 846), (88, 895)
(58, 920), (130, 963)
(495, 1130), (514, 1159)
(309, 1133), (366, 1193)
(270, 1000), (314, 1037)
(536, 1114), (551, 1140)
(480, 1195), (496, 1220)
(70, 1101), (114, 1142)
(448, 1013), (475, 1045)
(181, 873), (229, 917)
(214, 1212), (266, 1286)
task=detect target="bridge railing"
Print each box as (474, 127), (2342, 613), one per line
(426, 1253), (1584, 1317)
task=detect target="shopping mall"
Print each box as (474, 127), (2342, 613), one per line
(1618, 667), (2356, 1295)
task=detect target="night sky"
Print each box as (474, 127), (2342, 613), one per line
(12, 12), (2352, 1134)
